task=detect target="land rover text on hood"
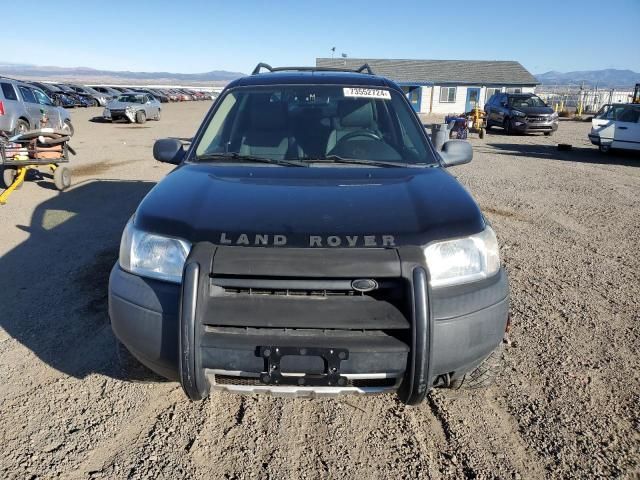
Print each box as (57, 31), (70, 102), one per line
(109, 63), (509, 405)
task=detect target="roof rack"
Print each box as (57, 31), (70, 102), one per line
(251, 63), (375, 76)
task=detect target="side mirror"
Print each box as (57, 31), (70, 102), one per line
(440, 140), (472, 167)
(153, 138), (185, 165)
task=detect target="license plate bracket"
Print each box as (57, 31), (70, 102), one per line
(258, 346), (349, 386)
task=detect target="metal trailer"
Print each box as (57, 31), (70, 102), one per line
(0, 133), (73, 204)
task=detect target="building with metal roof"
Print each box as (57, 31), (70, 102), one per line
(316, 58), (539, 114)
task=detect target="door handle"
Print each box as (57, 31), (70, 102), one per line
(617, 126), (628, 130)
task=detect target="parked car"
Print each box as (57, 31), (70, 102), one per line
(152, 89), (172, 103)
(68, 84), (109, 106)
(588, 103), (640, 153)
(89, 85), (123, 99)
(485, 92), (559, 136)
(132, 88), (169, 103)
(54, 84), (93, 107)
(166, 89), (183, 101)
(29, 82), (76, 108)
(0, 78), (73, 135)
(175, 89), (193, 101)
(111, 86), (137, 94)
(109, 63), (509, 405)
(103, 93), (161, 123)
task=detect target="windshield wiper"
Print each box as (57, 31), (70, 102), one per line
(302, 155), (405, 168)
(196, 152), (307, 167)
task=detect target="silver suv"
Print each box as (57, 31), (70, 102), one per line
(0, 78), (74, 136)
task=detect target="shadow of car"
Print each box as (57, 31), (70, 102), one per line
(0, 179), (166, 383)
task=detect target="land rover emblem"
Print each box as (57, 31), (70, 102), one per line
(351, 279), (378, 292)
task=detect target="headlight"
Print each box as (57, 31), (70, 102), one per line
(119, 220), (191, 283)
(550, 112), (559, 120)
(424, 227), (500, 287)
(511, 110), (526, 117)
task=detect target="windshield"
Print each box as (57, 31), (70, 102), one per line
(595, 104), (640, 122)
(508, 95), (547, 108)
(194, 86), (435, 165)
(116, 94), (145, 104)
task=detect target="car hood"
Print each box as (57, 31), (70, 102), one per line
(134, 164), (485, 248)
(107, 100), (141, 109)
(511, 105), (554, 115)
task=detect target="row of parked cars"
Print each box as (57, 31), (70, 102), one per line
(0, 76), (75, 135)
(34, 83), (215, 109)
(0, 75), (218, 135)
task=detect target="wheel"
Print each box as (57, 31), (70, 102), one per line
(544, 131), (554, 137)
(13, 119), (29, 136)
(53, 166), (71, 191)
(479, 127), (486, 139)
(154, 109), (161, 121)
(91, 98), (98, 107)
(135, 110), (146, 124)
(2, 167), (23, 189)
(503, 118), (512, 135)
(62, 119), (74, 137)
(449, 342), (505, 390)
(599, 144), (611, 154)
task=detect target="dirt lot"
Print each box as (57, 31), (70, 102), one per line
(0, 103), (638, 479)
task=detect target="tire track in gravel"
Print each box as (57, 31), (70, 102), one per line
(68, 385), (181, 479)
(428, 388), (547, 479)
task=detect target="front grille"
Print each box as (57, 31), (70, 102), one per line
(527, 115), (548, 122)
(213, 374), (397, 388)
(213, 277), (404, 300)
(223, 286), (364, 297)
(206, 276), (409, 330)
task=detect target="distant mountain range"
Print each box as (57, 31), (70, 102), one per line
(0, 62), (245, 86)
(535, 69), (640, 87)
(3, 62), (638, 89)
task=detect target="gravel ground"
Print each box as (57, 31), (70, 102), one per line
(0, 104), (638, 479)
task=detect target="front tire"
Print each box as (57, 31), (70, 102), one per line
(544, 131), (554, 137)
(503, 118), (512, 135)
(599, 144), (611, 154)
(449, 343), (505, 390)
(154, 109), (161, 121)
(135, 110), (146, 124)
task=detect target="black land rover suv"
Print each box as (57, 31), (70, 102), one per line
(108, 63), (509, 405)
(485, 92), (558, 136)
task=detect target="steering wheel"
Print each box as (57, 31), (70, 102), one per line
(336, 130), (383, 144)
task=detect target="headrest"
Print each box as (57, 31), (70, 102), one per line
(338, 100), (374, 128)
(250, 98), (286, 130)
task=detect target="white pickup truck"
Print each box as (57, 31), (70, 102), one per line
(589, 103), (640, 153)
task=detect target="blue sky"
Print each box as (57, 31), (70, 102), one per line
(2, 0), (639, 74)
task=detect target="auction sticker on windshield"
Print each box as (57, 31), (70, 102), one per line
(343, 87), (391, 100)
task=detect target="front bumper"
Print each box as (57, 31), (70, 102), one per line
(109, 244), (509, 404)
(512, 119), (558, 133)
(588, 133), (603, 146)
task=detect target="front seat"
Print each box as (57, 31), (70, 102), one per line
(326, 99), (378, 154)
(239, 99), (293, 159)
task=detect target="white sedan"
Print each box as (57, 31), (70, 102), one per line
(589, 103), (640, 153)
